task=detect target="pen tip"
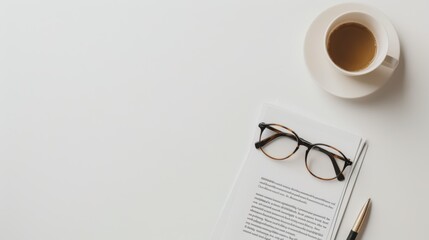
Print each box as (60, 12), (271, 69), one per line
(352, 198), (372, 233)
(365, 198), (371, 206)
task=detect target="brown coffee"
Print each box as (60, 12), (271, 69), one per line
(327, 23), (377, 72)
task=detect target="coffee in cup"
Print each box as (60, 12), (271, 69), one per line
(324, 12), (398, 76)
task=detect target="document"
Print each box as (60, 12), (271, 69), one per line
(212, 104), (366, 240)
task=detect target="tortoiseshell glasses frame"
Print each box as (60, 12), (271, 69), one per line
(254, 122), (352, 181)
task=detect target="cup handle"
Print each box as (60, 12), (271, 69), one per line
(382, 55), (399, 69)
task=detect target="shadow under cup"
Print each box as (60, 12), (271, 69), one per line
(325, 12), (393, 76)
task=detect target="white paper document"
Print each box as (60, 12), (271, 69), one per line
(212, 104), (366, 240)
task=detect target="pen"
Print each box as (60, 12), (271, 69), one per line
(346, 198), (371, 240)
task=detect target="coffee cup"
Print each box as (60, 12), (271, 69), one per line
(324, 11), (398, 76)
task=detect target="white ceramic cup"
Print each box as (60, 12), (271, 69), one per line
(324, 11), (398, 76)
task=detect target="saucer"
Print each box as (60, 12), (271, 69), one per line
(304, 3), (400, 99)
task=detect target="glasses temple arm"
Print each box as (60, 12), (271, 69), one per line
(255, 132), (297, 149)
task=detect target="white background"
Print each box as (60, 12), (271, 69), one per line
(1, 0), (428, 239)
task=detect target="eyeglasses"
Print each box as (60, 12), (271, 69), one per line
(254, 122), (352, 181)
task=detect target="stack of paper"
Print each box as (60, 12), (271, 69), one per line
(212, 104), (367, 240)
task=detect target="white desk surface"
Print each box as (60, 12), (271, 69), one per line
(1, 0), (428, 239)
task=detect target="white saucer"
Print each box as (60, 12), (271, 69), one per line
(304, 3), (400, 99)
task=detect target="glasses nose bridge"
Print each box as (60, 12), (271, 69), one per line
(299, 138), (313, 148)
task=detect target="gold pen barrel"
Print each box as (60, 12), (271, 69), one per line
(352, 198), (371, 233)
